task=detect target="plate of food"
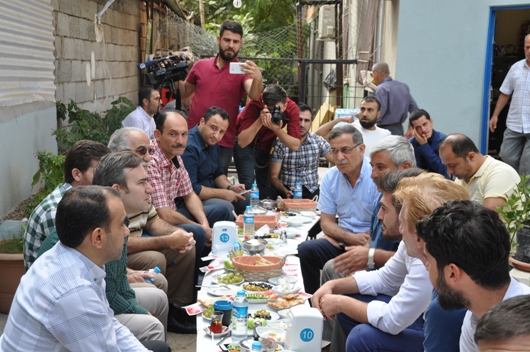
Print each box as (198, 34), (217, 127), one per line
(245, 290), (280, 303)
(201, 305), (214, 321)
(212, 272), (244, 285)
(242, 281), (273, 292)
(267, 294), (306, 310)
(272, 284), (301, 297)
(257, 327), (286, 346)
(273, 228), (299, 239)
(222, 344), (284, 352)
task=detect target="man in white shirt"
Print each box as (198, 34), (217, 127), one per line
(416, 200), (530, 352)
(315, 96), (391, 157)
(0, 186), (170, 352)
(313, 168), (432, 352)
(122, 85), (161, 139)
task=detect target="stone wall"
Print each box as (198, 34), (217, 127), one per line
(52, 0), (141, 112)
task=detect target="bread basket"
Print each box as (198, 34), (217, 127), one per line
(231, 256), (286, 282)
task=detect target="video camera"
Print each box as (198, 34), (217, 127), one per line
(137, 55), (188, 89)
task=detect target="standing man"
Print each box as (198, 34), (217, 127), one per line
(148, 110), (232, 266)
(23, 140), (110, 270)
(122, 85), (161, 139)
(235, 84), (301, 189)
(416, 200), (530, 352)
(372, 62), (418, 137)
(268, 103), (333, 199)
(438, 133), (519, 210)
(408, 109), (449, 178)
(181, 106), (248, 215)
(489, 33), (530, 175)
(315, 97), (391, 158)
(1, 186), (171, 352)
(297, 125), (379, 294)
(179, 20), (263, 174)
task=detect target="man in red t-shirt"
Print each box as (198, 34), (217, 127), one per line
(178, 20), (263, 175)
(235, 84), (301, 189)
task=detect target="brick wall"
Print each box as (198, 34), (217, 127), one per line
(52, 0), (141, 112)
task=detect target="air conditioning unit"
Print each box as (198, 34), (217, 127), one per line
(318, 5), (335, 39)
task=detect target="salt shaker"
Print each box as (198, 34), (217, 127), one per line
(280, 230), (287, 243)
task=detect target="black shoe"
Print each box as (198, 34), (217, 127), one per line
(168, 305), (197, 335)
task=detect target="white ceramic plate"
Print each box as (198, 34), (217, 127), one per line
(242, 281), (274, 292)
(272, 284), (301, 297)
(207, 287), (237, 297)
(300, 211), (316, 218)
(269, 319), (288, 329)
(202, 312), (212, 321)
(278, 309), (291, 319)
(273, 228), (299, 239)
(249, 308), (280, 322)
(268, 276), (299, 285)
(245, 291), (278, 304)
(203, 325), (230, 337)
(211, 273), (244, 285)
(256, 327), (286, 345)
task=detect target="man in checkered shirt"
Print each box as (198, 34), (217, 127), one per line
(148, 110), (232, 279)
(23, 140), (110, 271)
(268, 103), (334, 199)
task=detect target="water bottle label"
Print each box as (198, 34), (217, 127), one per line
(250, 191), (259, 199)
(232, 306), (248, 318)
(244, 215), (254, 225)
(294, 190), (302, 198)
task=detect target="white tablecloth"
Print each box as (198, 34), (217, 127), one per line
(195, 215), (319, 351)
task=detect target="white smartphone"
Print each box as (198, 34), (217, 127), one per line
(229, 62), (244, 74)
(239, 190), (250, 195)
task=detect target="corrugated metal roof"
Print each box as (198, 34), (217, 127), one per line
(0, 0), (55, 107)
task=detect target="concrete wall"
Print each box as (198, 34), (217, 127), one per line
(396, 0), (530, 150)
(0, 104), (57, 217)
(52, 0), (141, 112)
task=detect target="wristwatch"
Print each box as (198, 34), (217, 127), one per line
(226, 184), (232, 190)
(367, 248), (375, 270)
(339, 242), (345, 251)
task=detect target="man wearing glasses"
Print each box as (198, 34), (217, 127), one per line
(298, 124), (379, 294)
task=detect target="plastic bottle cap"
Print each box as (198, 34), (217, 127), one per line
(153, 266), (161, 273)
(246, 206), (252, 211)
(237, 290), (245, 296)
(252, 341), (262, 350)
(252, 183), (257, 187)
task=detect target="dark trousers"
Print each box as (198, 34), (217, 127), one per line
(219, 146), (233, 176)
(234, 140), (270, 189)
(337, 294), (424, 352)
(141, 340), (172, 352)
(297, 238), (343, 294)
(377, 123), (404, 136)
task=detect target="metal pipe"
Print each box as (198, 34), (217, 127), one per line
(375, 0), (384, 63)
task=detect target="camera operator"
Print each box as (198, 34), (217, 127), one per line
(235, 84), (301, 189)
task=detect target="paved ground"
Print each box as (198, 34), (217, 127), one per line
(0, 312), (197, 350)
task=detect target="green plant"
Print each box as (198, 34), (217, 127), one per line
(498, 174), (530, 246)
(0, 225), (25, 254)
(25, 97), (134, 218)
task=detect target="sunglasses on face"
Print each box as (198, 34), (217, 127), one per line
(123, 146), (154, 156)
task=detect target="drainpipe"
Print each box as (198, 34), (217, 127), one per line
(374, 0), (384, 63)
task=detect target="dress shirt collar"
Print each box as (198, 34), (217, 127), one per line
(151, 139), (174, 170)
(190, 125), (209, 152)
(57, 242), (106, 282)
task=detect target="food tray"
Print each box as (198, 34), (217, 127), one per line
(235, 214), (279, 229)
(283, 199), (317, 212)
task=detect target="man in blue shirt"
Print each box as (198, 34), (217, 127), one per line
(408, 109), (449, 179)
(181, 106), (248, 215)
(297, 124), (380, 294)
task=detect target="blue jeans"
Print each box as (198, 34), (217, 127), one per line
(233, 139), (270, 189)
(336, 294), (425, 352)
(203, 195), (250, 216)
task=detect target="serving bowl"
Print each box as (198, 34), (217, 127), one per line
(243, 239), (267, 255)
(272, 284), (301, 297)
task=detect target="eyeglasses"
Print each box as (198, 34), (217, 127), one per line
(330, 143), (362, 155)
(123, 146), (154, 156)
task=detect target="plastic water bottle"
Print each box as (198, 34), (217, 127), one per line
(294, 182), (302, 201)
(232, 290), (249, 342)
(243, 205), (255, 240)
(144, 266), (161, 283)
(250, 183), (260, 208)
(251, 341), (262, 351)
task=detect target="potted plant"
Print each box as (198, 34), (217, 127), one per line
(0, 222), (25, 314)
(498, 174), (530, 271)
